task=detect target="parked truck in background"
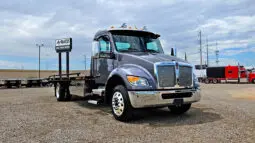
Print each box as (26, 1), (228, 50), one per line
(202, 65), (255, 84)
(52, 25), (201, 121)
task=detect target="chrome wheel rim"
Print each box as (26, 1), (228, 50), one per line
(112, 91), (124, 116)
(56, 85), (60, 98)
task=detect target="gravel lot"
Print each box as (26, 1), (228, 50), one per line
(0, 84), (254, 143)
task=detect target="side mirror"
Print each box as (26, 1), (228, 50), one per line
(110, 52), (116, 59)
(99, 52), (116, 59)
(171, 48), (177, 57)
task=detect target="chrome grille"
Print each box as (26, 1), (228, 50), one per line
(179, 66), (192, 86)
(157, 65), (175, 87)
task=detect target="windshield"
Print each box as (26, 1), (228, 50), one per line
(112, 34), (164, 53)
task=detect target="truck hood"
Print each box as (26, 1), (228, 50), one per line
(118, 52), (191, 80)
(119, 52), (188, 64)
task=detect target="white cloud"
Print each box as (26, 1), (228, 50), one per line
(0, 0), (254, 69)
(198, 16), (255, 35)
(0, 60), (34, 69)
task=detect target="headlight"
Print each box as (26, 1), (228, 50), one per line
(127, 76), (149, 86)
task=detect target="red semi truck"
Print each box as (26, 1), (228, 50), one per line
(202, 65), (255, 84)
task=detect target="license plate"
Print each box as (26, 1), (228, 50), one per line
(173, 99), (184, 105)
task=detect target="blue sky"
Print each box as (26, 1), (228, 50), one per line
(0, 0), (254, 70)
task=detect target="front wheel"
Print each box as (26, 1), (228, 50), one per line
(111, 85), (133, 122)
(168, 104), (191, 114)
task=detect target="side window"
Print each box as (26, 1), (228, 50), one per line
(98, 37), (111, 52)
(92, 41), (99, 57)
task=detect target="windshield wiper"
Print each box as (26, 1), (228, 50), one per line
(119, 48), (140, 52)
(146, 49), (160, 53)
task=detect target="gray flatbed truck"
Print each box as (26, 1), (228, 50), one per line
(52, 25), (201, 121)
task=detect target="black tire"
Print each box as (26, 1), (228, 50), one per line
(168, 104), (191, 114)
(65, 88), (72, 101)
(212, 79), (218, 84)
(252, 79), (255, 84)
(205, 79), (209, 84)
(55, 83), (72, 101)
(55, 83), (65, 101)
(111, 85), (133, 122)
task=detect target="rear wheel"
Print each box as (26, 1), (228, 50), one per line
(65, 89), (72, 101)
(205, 79), (210, 84)
(56, 83), (65, 101)
(212, 78), (218, 84)
(55, 83), (72, 101)
(252, 79), (255, 84)
(111, 85), (133, 122)
(168, 104), (191, 114)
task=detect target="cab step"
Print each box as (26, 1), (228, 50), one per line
(88, 99), (103, 105)
(92, 88), (105, 96)
(88, 100), (99, 105)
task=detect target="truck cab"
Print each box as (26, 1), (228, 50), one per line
(60, 26), (201, 121)
(248, 70), (255, 83)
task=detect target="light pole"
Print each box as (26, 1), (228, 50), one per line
(84, 55), (86, 70)
(36, 44), (44, 79)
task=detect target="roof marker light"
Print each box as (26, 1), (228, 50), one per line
(120, 23), (127, 28)
(142, 26), (147, 31)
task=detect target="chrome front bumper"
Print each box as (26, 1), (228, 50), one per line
(128, 89), (201, 108)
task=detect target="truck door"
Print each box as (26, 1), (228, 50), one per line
(92, 36), (115, 85)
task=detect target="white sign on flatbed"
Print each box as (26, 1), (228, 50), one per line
(55, 38), (72, 52)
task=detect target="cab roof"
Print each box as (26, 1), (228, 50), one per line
(94, 28), (160, 40)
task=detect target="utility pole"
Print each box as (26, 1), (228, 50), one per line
(199, 30), (202, 70)
(185, 52), (187, 61)
(84, 55), (86, 70)
(215, 42), (219, 65)
(36, 44), (44, 79)
(206, 37), (209, 67)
